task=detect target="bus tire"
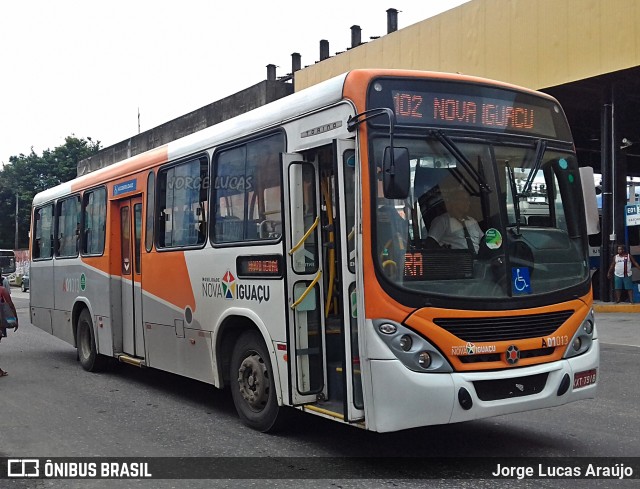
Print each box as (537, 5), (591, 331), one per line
(230, 331), (283, 432)
(77, 309), (107, 372)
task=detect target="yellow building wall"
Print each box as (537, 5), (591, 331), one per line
(294, 0), (640, 91)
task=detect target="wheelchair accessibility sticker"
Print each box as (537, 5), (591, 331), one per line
(512, 267), (531, 295)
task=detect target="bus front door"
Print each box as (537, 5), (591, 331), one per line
(333, 138), (365, 422)
(117, 196), (145, 360)
(283, 154), (327, 405)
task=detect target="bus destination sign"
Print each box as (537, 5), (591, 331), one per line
(236, 254), (283, 278)
(391, 90), (558, 138)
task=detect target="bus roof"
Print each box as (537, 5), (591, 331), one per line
(32, 72), (350, 206)
(32, 69), (560, 206)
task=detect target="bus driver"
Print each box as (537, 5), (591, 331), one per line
(426, 184), (483, 254)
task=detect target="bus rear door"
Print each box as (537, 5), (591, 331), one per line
(116, 196), (145, 360)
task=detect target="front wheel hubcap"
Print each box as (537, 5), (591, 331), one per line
(237, 352), (269, 411)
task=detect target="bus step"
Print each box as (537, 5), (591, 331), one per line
(116, 354), (146, 368)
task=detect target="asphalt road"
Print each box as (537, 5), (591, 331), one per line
(1, 289), (638, 488)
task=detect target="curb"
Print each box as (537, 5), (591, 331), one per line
(593, 303), (640, 313)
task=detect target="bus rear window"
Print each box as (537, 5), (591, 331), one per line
(0, 251), (15, 274)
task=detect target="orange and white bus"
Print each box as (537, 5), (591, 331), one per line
(30, 69), (598, 432)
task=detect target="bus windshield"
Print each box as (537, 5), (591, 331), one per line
(371, 134), (589, 299)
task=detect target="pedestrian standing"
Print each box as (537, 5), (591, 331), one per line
(2, 275), (10, 295)
(607, 245), (640, 303)
(0, 281), (19, 376)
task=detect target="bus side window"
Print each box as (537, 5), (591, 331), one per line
(33, 204), (54, 260)
(212, 132), (284, 243)
(156, 156), (208, 249)
(56, 195), (80, 258)
(82, 187), (106, 255)
(145, 170), (155, 252)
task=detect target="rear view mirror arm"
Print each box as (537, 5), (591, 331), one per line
(348, 108), (397, 173)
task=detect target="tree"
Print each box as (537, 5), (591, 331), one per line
(0, 136), (101, 249)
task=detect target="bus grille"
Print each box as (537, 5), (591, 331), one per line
(434, 311), (574, 342)
(458, 347), (555, 363)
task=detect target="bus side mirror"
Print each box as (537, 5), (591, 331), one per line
(383, 146), (410, 199)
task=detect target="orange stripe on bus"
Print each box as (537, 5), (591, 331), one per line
(142, 251), (196, 312)
(355, 127), (413, 320)
(342, 69), (552, 108)
(339, 81), (413, 321)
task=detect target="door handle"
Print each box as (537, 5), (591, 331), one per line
(289, 216), (319, 256)
(290, 271), (322, 310)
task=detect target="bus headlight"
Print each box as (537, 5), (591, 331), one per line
(373, 319), (452, 373)
(572, 337), (582, 351)
(399, 335), (413, 351)
(418, 351), (432, 368)
(379, 323), (397, 335)
(563, 310), (595, 359)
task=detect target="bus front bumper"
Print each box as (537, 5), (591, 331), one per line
(365, 338), (599, 433)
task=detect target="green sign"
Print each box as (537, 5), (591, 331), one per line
(350, 290), (357, 319)
(484, 228), (503, 250)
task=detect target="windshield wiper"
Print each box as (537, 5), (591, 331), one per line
(520, 139), (547, 197)
(504, 159), (522, 235)
(429, 130), (491, 193)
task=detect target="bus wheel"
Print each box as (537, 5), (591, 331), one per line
(77, 309), (107, 372)
(230, 331), (282, 432)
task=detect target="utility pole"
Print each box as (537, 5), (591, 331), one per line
(14, 193), (18, 249)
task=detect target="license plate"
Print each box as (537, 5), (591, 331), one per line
(573, 369), (597, 389)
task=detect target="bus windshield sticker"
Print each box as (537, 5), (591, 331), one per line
(484, 228), (503, 250)
(512, 267), (531, 295)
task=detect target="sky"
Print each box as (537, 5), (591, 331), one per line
(0, 0), (469, 166)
